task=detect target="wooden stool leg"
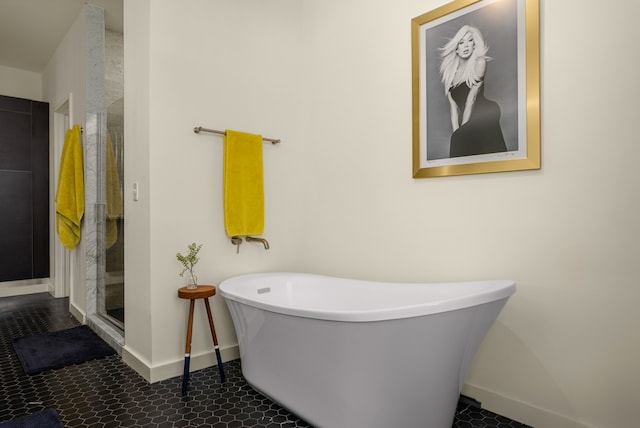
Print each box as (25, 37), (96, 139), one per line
(203, 298), (226, 383)
(182, 299), (196, 396)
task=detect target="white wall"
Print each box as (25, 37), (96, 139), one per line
(43, 13), (86, 121)
(122, 0), (152, 372)
(123, 0), (311, 378)
(0, 65), (42, 100)
(42, 8), (88, 317)
(124, 1), (640, 427)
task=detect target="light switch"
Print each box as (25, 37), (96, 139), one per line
(133, 182), (139, 201)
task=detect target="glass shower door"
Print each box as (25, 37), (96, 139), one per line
(102, 98), (125, 330)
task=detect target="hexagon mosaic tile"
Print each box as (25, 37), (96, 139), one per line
(0, 293), (532, 427)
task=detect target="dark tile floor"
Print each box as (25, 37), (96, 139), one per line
(0, 292), (532, 427)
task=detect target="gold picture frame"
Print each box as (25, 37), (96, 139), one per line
(412, 0), (540, 178)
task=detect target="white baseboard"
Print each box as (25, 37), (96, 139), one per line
(0, 280), (50, 297)
(69, 302), (85, 324)
(121, 346), (153, 381)
(122, 344), (240, 383)
(462, 383), (595, 428)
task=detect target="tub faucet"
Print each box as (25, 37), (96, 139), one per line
(246, 236), (270, 250)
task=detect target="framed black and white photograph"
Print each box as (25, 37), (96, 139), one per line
(412, 0), (540, 178)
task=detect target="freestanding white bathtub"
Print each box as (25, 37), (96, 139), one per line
(220, 272), (515, 428)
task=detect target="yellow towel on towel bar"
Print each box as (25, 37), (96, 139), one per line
(56, 124), (84, 250)
(224, 129), (264, 237)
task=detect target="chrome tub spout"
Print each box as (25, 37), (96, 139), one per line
(246, 236), (270, 250)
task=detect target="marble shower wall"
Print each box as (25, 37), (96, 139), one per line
(84, 4), (124, 352)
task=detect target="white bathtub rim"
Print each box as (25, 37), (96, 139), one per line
(219, 272), (515, 322)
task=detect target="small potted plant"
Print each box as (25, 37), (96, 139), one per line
(176, 242), (203, 289)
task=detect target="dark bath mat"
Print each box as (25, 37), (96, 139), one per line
(0, 408), (64, 428)
(12, 325), (116, 375)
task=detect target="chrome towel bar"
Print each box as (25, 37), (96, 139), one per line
(193, 126), (281, 144)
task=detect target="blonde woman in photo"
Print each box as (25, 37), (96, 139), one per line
(440, 25), (507, 158)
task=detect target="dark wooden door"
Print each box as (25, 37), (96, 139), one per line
(0, 95), (49, 282)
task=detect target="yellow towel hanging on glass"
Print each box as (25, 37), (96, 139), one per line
(105, 130), (123, 248)
(56, 124), (84, 250)
(224, 130), (264, 237)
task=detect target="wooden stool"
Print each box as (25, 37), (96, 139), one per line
(178, 285), (226, 396)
